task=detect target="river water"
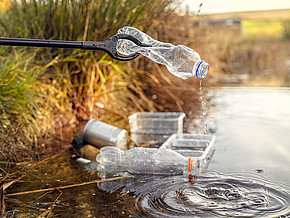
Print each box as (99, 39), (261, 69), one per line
(6, 87), (290, 217)
(209, 87), (290, 184)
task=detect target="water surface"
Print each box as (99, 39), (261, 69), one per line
(208, 87), (290, 185)
(5, 87), (290, 217)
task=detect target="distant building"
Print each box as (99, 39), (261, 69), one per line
(193, 17), (242, 36)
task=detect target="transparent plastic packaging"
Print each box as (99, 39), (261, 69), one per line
(160, 134), (216, 173)
(96, 134), (215, 175)
(117, 26), (209, 79)
(96, 146), (193, 175)
(129, 112), (185, 145)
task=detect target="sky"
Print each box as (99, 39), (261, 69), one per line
(180, 0), (290, 14)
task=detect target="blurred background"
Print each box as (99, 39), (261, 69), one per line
(0, 0), (289, 161)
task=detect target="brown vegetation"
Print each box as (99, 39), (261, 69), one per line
(0, 1), (289, 163)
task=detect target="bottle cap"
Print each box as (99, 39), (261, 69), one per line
(188, 157), (196, 173)
(188, 158), (192, 173)
(195, 60), (209, 78)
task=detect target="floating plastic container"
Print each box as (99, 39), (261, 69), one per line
(129, 112), (185, 145)
(159, 134), (216, 173)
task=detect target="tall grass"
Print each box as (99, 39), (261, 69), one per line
(282, 20), (290, 40)
(0, 0), (176, 161)
(1, 0), (171, 41)
(0, 48), (44, 161)
(0, 0), (172, 104)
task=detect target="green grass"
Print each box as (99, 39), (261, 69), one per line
(282, 20), (290, 39)
(1, 0), (171, 41)
(0, 0), (174, 161)
(0, 0), (172, 102)
(242, 20), (283, 39)
(0, 48), (45, 161)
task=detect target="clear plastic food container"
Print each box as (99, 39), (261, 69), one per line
(159, 134), (216, 173)
(129, 112), (185, 145)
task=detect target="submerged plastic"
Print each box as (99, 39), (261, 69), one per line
(96, 134), (215, 175)
(117, 26), (209, 79)
(96, 146), (192, 175)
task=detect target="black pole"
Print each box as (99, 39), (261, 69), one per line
(0, 34), (147, 61)
(0, 37), (82, 49)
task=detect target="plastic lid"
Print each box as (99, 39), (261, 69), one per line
(188, 158), (192, 173)
(188, 158), (196, 173)
(195, 60), (209, 78)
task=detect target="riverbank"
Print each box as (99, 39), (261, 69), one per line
(0, 2), (290, 163)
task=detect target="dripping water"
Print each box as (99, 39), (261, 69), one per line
(199, 80), (208, 134)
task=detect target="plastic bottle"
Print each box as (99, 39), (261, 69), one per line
(117, 26), (209, 79)
(96, 146), (195, 175)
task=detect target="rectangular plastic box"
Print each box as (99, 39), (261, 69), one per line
(159, 134), (216, 173)
(129, 112), (185, 145)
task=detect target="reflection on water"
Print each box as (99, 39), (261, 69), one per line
(95, 87), (290, 217)
(208, 88), (290, 185)
(97, 172), (290, 217)
(5, 88), (290, 217)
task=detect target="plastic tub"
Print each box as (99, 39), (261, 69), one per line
(129, 112), (185, 145)
(160, 134), (216, 173)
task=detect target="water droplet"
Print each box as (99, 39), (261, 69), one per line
(203, 111), (207, 116)
(253, 199), (265, 204)
(255, 169), (264, 173)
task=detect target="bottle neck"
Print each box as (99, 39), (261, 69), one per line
(187, 157), (199, 175)
(194, 60), (209, 78)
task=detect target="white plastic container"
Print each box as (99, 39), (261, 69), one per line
(129, 112), (185, 145)
(159, 134), (216, 173)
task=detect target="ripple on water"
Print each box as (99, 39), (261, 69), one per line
(120, 172), (290, 217)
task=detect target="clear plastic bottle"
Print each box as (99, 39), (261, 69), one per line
(117, 26), (209, 79)
(96, 146), (194, 175)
